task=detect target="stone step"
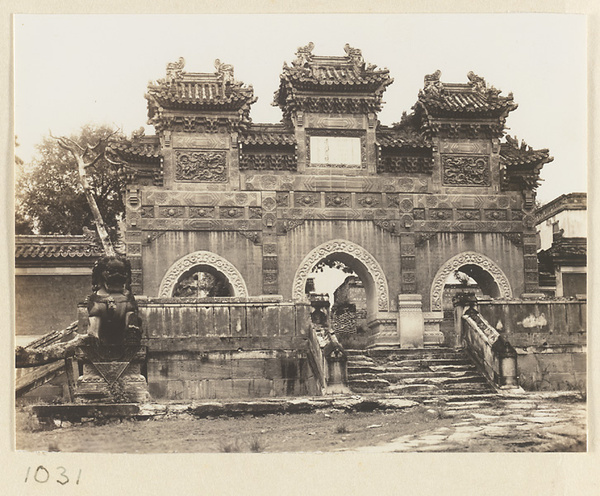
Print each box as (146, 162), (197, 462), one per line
(346, 359), (376, 367)
(372, 369), (482, 380)
(348, 378), (391, 390)
(348, 364), (478, 375)
(381, 374), (489, 386)
(348, 370), (486, 383)
(388, 385), (494, 396)
(371, 352), (471, 362)
(365, 347), (457, 357)
(417, 395), (498, 405)
(375, 358), (474, 367)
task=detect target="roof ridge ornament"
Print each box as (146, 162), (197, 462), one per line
(214, 59), (236, 85)
(166, 57), (185, 81)
(423, 70), (442, 87)
(467, 71), (502, 98)
(506, 134), (532, 151)
(292, 42), (315, 68)
(343, 43), (365, 69)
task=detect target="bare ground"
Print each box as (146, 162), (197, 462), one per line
(15, 396), (586, 453)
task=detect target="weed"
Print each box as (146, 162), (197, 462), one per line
(564, 380), (587, 401)
(15, 407), (42, 433)
(249, 435), (265, 453)
(218, 438), (242, 453)
(335, 424), (349, 434)
(48, 442), (61, 452)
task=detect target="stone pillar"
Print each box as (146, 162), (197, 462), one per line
(397, 294), (424, 349)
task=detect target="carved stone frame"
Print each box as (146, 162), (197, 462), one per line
(292, 239), (390, 317)
(429, 251), (513, 311)
(158, 251), (249, 297)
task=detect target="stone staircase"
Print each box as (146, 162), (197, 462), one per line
(347, 347), (498, 403)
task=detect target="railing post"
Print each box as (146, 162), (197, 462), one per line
(452, 291), (477, 347)
(493, 337), (519, 388)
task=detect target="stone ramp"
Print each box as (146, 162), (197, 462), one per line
(346, 347), (497, 400)
(15, 322), (79, 398)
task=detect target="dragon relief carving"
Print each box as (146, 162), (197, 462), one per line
(442, 155), (490, 186)
(175, 150), (227, 182)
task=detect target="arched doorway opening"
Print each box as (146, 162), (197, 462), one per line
(292, 240), (390, 349)
(172, 265), (233, 297)
(430, 251), (512, 312)
(158, 251), (249, 298)
(430, 251), (513, 345)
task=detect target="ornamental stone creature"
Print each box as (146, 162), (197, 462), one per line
(87, 256), (141, 347)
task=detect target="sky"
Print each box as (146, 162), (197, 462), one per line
(14, 13), (586, 206)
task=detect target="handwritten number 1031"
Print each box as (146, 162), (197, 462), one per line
(25, 466), (81, 485)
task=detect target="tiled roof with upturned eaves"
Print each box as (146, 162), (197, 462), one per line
(15, 235), (103, 259)
(500, 137), (553, 168)
(274, 43), (393, 117)
(377, 126), (432, 149)
(145, 58), (256, 124)
(417, 71), (518, 117)
(108, 135), (161, 163)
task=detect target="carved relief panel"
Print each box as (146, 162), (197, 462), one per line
(441, 155), (491, 186)
(174, 149), (227, 182)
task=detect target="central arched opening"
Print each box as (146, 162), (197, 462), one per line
(293, 240), (390, 349)
(306, 256), (369, 349)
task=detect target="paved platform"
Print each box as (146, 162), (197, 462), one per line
(342, 393), (586, 452)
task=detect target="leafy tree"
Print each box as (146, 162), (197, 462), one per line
(15, 124), (125, 241)
(312, 258), (355, 274)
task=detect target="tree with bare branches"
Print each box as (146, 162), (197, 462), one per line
(50, 128), (121, 256)
(16, 124), (126, 253)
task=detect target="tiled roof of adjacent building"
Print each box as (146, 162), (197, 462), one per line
(15, 234), (104, 259)
(535, 192), (587, 224)
(417, 70), (518, 116)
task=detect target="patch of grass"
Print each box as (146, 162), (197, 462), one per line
(15, 407), (43, 433)
(218, 438), (242, 453)
(249, 435), (265, 453)
(335, 424), (349, 434)
(48, 442), (61, 452)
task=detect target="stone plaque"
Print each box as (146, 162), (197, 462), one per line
(309, 136), (362, 167)
(442, 155), (491, 186)
(175, 149), (227, 182)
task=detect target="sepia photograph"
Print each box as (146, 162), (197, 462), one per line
(12, 12), (588, 460)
